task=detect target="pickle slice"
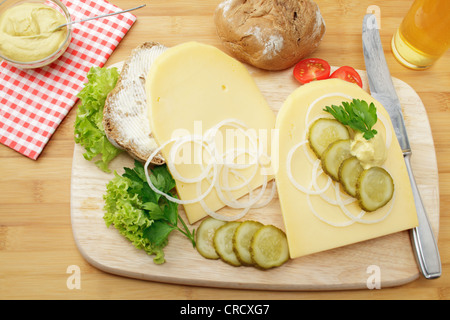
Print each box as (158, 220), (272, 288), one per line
(339, 156), (364, 197)
(321, 139), (352, 181)
(356, 167), (394, 212)
(250, 225), (289, 269)
(213, 221), (242, 266)
(196, 217), (227, 259)
(308, 118), (350, 158)
(233, 220), (264, 266)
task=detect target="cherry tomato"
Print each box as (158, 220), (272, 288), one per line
(293, 58), (331, 84)
(329, 66), (363, 88)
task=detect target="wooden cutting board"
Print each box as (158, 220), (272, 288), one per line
(70, 64), (439, 290)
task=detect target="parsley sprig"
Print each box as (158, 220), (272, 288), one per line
(123, 161), (196, 248)
(323, 99), (378, 140)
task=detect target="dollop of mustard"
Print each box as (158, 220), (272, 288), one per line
(0, 2), (68, 62)
(350, 131), (387, 169)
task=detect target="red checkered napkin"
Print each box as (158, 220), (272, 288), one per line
(0, 0), (137, 159)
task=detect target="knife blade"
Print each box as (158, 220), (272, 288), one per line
(362, 14), (441, 279)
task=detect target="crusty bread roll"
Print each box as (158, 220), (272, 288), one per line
(214, 0), (326, 71)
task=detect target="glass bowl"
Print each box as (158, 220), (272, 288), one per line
(0, 0), (72, 69)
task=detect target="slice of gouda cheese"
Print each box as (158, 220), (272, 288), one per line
(146, 42), (276, 224)
(274, 78), (419, 259)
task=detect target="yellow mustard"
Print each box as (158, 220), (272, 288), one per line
(0, 2), (68, 62)
(350, 131), (387, 169)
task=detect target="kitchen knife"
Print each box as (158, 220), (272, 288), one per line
(362, 14), (441, 279)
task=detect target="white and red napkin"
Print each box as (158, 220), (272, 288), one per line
(0, 0), (137, 159)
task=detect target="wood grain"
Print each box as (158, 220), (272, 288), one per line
(0, 0), (449, 299)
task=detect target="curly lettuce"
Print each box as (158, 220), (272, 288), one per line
(74, 67), (122, 172)
(103, 169), (166, 264)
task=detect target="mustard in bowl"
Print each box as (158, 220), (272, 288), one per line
(0, 0), (72, 69)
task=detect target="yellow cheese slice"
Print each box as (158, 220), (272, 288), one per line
(274, 78), (419, 259)
(146, 42), (276, 224)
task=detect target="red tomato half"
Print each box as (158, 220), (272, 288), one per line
(329, 66), (363, 88)
(293, 58), (331, 84)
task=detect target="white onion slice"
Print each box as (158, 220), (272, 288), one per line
(313, 166), (356, 206)
(220, 147), (259, 172)
(167, 134), (215, 184)
(306, 182), (356, 228)
(219, 161), (258, 193)
(217, 168), (268, 209)
(204, 118), (261, 162)
(304, 92), (353, 129)
(286, 141), (332, 195)
(144, 137), (219, 205)
(250, 179), (277, 208)
(199, 200), (252, 222)
(197, 178), (252, 222)
(144, 118), (274, 221)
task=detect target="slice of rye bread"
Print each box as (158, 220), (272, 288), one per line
(103, 42), (167, 165)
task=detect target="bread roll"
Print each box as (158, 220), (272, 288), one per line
(214, 0), (326, 71)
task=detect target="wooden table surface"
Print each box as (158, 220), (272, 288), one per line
(1, 0), (449, 300)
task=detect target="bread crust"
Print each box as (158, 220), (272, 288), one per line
(214, 0), (326, 71)
(103, 42), (166, 165)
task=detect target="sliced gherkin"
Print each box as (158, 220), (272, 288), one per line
(196, 217), (227, 259)
(232, 220), (263, 266)
(356, 167), (394, 212)
(213, 221), (242, 266)
(250, 225), (289, 270)
(339, 156), (364, 197)
(308, 118), (350, 158)
(321, 139), (352, 181)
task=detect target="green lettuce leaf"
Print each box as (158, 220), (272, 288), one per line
(74, 67), (122, 172)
